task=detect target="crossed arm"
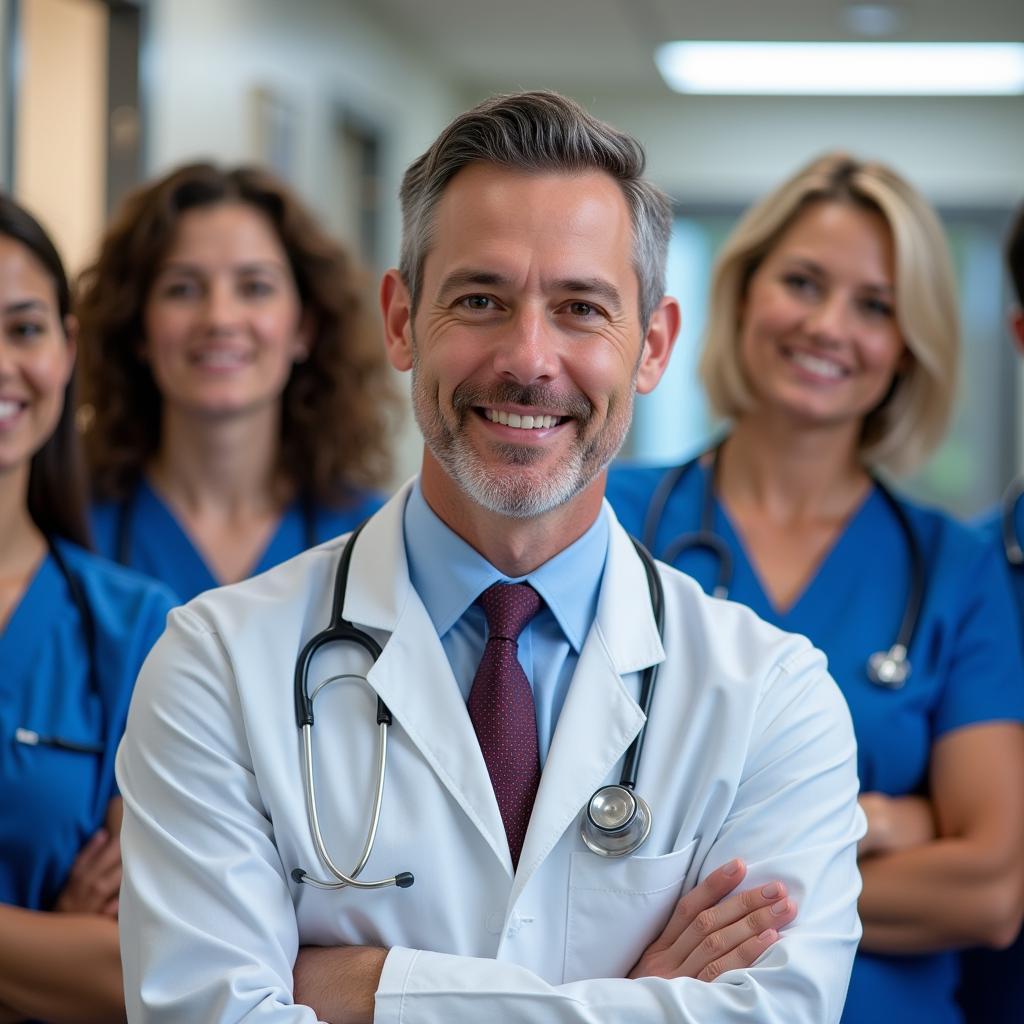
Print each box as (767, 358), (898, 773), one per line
(857, 722), (1024, 953)
(293, 859), (799, 1024)
(0, 799), (126, 1024)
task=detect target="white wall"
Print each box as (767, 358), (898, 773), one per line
(580, 92), (1024, 209)
(147, 0), (464, 486)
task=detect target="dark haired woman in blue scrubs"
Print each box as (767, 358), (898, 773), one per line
(0, 194), (174, 1022)
(79, 163), (394, 603)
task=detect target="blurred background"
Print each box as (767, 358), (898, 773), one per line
(1, 0), (1021, 515)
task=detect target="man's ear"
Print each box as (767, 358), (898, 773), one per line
(381, 269), (414, 372)
(635, 296), (681, 395)
(1011, 308), (1024, 356)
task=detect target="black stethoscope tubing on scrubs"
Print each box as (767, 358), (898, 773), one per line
(1002, 477), (1024, 567)
(642, 444), (926, 689)
(13, 540), (105, 757)
(290, 522), (666, 893)
(115, 487), (318, 567)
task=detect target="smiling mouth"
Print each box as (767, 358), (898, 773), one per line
(783, 348), (850, 380)
(482, 408), (564, 430)
(189, 350), (251, 369)
(0, 399), (26, 421)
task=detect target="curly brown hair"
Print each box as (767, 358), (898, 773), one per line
(77, 162), (398, 505)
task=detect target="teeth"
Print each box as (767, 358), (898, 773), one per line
(0, 400), (22, 418)
(194, 351), (247, 368)
(790, 350), (846, 379)
(485, 409), (559, 429)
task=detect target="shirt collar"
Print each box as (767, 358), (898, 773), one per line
(403, 479), (609, 652)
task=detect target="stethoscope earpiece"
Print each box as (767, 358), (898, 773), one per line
(580, 785), (653, 858)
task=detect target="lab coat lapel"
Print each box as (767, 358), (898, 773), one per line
(342, 482), (514, 876)
(511, 514), (665, 903)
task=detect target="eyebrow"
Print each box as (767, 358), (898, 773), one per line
(2, 299), (48, 315)
(436, 269), (624, 312)
(155, 260), (288, 277)
(785, 257), (894, 295)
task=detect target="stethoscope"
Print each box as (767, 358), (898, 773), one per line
(13, 539), (105, 756)
(115, 484), (317, 567)
(1002, 477), (1024, 567)
(290, 523), (666, 892)
(642, 444), (925, 689)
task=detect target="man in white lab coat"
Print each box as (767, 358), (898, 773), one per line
(117, 91), (864, 1023)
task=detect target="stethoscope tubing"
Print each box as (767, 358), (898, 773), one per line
(1002, 477), (1024, 567)
(293, 524), (668, 882)
(18, 539), (106, 756)
(641, 444), (926, 686)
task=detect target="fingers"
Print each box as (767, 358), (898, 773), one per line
(666, 877), (791, 966)
(695, 925), (784, 982)
(630, 874), (799, 981)
(686, 885), (798, 980)
(647, 858), (748, 954)
(55, 829), (124, 913)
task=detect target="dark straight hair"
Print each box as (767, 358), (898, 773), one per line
(0, 193), (91, 548)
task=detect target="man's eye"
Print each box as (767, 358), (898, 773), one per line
(461, 295), (494, 310)
(568, 301), (597, 317)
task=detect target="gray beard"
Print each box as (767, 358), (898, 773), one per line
(410, 365), (633, 520)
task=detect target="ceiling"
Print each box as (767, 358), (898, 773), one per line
(355, 0), (1024, 96)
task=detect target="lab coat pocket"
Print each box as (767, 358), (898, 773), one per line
(563, 837), (700, 982)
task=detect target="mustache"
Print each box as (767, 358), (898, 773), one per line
(451, 380), (593, 422)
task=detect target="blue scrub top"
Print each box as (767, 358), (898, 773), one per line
(607, 460), (1024, 1024)
(957, 494), (1024, 1024)
(0, 541), (174, 912)
(90, 477), (385, 603)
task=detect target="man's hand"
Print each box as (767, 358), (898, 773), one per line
(293, 945), (387, 1024)
(54, 827), (121, 918)
(629, 859), (797, 982)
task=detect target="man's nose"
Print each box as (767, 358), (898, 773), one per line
(491, 306), (559, 383)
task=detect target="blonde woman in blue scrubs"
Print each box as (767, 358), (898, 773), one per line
(608, 154), (1024, 1024)
(0, 195), (173, 1021)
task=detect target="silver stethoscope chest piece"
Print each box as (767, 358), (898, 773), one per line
(581, 784), (653, 857)
(867, 644), (911, 689)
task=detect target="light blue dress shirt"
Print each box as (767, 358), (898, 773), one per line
(403, 481), (609, 765)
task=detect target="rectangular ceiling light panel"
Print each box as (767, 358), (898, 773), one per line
(655, 42), (1024, 96)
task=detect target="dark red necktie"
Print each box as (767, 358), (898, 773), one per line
(468, 582), (543, 869)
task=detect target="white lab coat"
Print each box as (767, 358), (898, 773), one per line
(117, 481), (864, 1023)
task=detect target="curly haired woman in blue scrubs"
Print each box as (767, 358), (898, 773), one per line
(78, 164), (397, 603)
(0, 195), (174, 1020)
(607, 154), (1024, 1024)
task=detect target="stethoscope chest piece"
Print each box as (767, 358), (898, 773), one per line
(580, 785), (652, 857)
(867, 644), (910, 689)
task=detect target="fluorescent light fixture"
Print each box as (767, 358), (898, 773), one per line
(655, 42), (1024, 95)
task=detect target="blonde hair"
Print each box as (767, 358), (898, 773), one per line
(699, 152), (959, 476)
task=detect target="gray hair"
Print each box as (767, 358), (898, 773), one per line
(398, 91), (671, 329)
